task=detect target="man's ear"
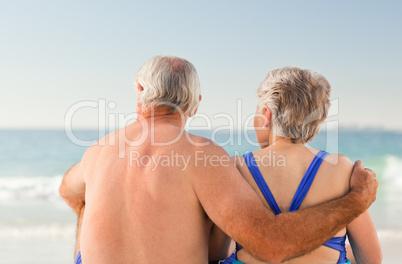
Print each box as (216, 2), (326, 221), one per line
(263, 107), (272, 127)
(190, 95), (202, 117)
(137, 83), (144, 92)
(136, 83), (144, 113)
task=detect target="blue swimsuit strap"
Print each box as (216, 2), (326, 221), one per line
(243, 152), (282, 215)
(291, 151), (347, 264)
(243, 151), (329, 214)
(289, 150), (329, 212)
(242, 151), (347, 264)
(235, 152), (281, 256)
(324, 235), (348, 263)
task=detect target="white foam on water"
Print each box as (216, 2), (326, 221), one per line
(381, 156), (402, 204)
(382, 156), (402, 188)
(0, 175), (63, 202)
(0, 154), (400, 202)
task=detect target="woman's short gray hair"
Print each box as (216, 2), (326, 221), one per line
(135, 55), (201, 116)
(257, 66), (331, 144)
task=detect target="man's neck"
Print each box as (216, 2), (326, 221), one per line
(137, 107), (188, 129)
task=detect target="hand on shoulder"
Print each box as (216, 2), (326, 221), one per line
(349, 160), (378, 212)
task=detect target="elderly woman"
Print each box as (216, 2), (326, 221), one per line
(220, 67), (382, 264)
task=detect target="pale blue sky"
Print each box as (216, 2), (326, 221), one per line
(1, 0), (401, 130)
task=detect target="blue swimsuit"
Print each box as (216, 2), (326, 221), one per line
(220, 151), (350, 264)
(75, 251), (82, 264)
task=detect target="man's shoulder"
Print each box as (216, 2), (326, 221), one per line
(81, 128), (126, 162)
(184, 132), (226, 153)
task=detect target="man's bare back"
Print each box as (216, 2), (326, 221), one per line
(80, 117), (221, 263)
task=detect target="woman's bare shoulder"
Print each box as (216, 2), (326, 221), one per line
(324, 153), (353, 178)
(325, 153), (353, 166)
(320, 153), (353, 196)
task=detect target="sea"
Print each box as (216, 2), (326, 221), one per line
(0, 128), (401, 263)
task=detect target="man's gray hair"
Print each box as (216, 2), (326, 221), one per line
(135, 55), (201, 116)
(257, 66), (331, 144)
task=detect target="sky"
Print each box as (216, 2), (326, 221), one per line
(1, 0), (401, 131)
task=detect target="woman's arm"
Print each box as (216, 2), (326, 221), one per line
(346, 244), (356, 264)
(347, 210), (382, 264)
(208, 224), (234, 262)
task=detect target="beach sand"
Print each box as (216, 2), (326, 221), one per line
(381, 239), (400, 263)
(0, 239), (74, 264)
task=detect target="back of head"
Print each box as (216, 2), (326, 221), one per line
(257, 66), (331, 144)
(135, 55), (201, 116)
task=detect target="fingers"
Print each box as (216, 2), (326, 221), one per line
(353, 160), (376, 178)
(350, 160), (379, 211)
(354, 160), (364, 169)
(363, 168), (377, 181)
(364, 168), (374, 173)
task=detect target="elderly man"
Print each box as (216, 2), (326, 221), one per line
(59, 55), (378, 264)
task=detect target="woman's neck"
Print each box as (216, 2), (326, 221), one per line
(267, 135), (304, 149)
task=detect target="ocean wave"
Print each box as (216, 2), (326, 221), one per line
(0, 175), (63, 202)
(0, 155), (401, 203)
(382, 156), (402, 188)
